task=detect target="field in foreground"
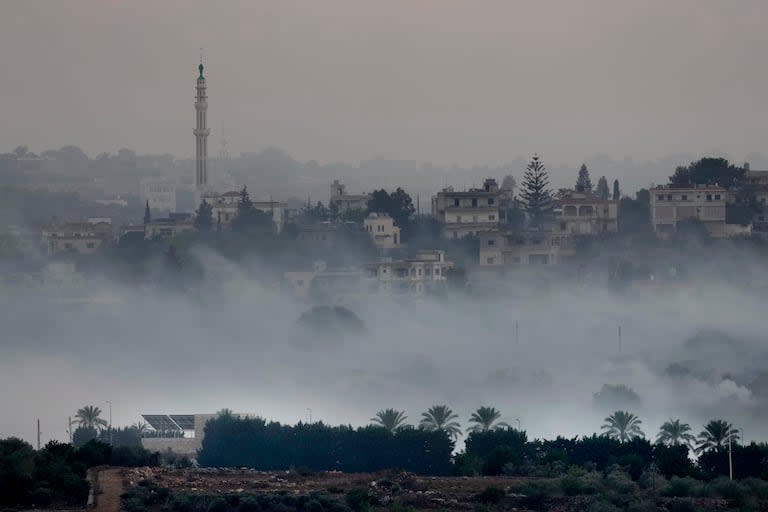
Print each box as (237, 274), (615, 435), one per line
(115, 467), (752, 512)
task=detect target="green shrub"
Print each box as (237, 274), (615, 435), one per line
(30, 486), (53, 507)
(661, 477), (703, 498)
(124, 496), (149, 512)
(560, 474), (598, 496)
(237, 496), (261, 512)
(345, 488), (374, 512)
(588, 498), (621, 512)
(604, 468), (637, 495)
(474, 486), (505, 504)
(481, 446), (520, 476)
(207, 497), (233, 512)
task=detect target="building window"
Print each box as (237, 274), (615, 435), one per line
(667, 195), (672, 200)
(715, 194), (721, 200)
(489, 215), (495, 221)
(471, 198), (478, 207)
(435, 268), (441, 276)
(560, 222), (567, 230)
(681, 194), (688, 200)
(454, 198), (460, 207)
(456, 215), (462, 222)
(487, 239), (495, 246)
(473, 215), (478, 222)
(417, 268), (422, 276)
(487, 257), (495, 265)
(657, 195), (664, 201)
(86, 243), (95, 249)
(706, 194), (712, 201)
(488, 198), (495, 205)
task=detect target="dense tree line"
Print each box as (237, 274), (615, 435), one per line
(197, 413), (454, 475)
(0, 437), (158, 508)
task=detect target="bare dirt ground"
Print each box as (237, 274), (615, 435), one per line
(93, 468), (124, 512)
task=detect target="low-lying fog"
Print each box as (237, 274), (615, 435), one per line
(2, 251), (766, 447)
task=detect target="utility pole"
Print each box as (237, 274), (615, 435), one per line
(106, 401), (113, 446)
(68, 416), (73, 443)
(618, 324), (622, 354)
(728, 428), (734, 480)
(37, 419), (41, 450)
(307, 408), (313, 424)
(515, 320), (519, 344)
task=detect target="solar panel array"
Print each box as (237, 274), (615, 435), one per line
(142, 414), (195, 432)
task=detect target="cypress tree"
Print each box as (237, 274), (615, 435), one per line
(596, 176), (610, 200)
(576, 164), (593, 193)
(613, 179), (620, 201)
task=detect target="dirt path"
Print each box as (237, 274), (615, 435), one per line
(93, 468), (123, 512)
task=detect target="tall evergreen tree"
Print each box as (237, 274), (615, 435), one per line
(194, 199), (214, 232)
(575, 164), (593, 193)
(232, 185), (274, 233)
(596, 176), (610, 200)
(520, 154), (554, 226)
(143, 200), (151, 225)
(613, 179), (620, 201)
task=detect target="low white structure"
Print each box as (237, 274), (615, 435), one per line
(363, 250), (453, 296)
(478, 230), (572, 267)
(140, 177), (177, 213)
(650, 185), (726, 237)
(202, 190), (286, 232)
(364, 212), (401, 249)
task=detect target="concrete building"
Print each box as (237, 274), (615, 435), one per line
(478, 230), (572, 267)
(144, 213), (195, 240)
(41, 220), (113, 256)
(363, 250), (453, 296)
(201, 190), (286, 232)
(140, 413), (248, 457)
(650, 185), (726, 237)
(555, 191), (618, 235)
(431, 178), (502, 239)
(140, 177), (177, 213)
(745, 170), (768, 206)
(364, 212), (401, 249)
(330, 180), (370, 212)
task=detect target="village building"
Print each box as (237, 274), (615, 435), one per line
(201, 190), (287, 232)
(330, 180), (371, 212)
(431, 178), (502, 239)
(363, 250), (453, 296)
(650, 185), (726, 238)
(555, 190), (619, 235)
(144, 213), (195, 240)
(478, 230), (572, 267)
(364, 212), (401, 249)
(41, 220), (113, 256)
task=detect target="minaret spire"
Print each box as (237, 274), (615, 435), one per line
(194, 52), (210, 195)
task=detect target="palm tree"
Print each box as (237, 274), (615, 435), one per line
(466, 406), (510, 433)
(656, 419), (696, 447)
(75, 405), (108, 430)
(419, 405), (462, 440)
(696, 419), (739, 454)
(370, 409), (408, 433)
(601, 411), (644, 443)
(132, 422), (148, 435)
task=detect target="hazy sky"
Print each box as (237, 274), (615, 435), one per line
(3, 0), (768, 165)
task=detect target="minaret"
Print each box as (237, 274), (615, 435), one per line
(194, 59), (210, 192)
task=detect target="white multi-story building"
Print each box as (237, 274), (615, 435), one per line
(478, 230), (571, 267)
(363, 250), (453, 296)
(140, 177), (177, 213)
(364, 212), (401, 249)
(144, 213), (196, 240)
(431, 178), (502, 239)
(650, 185), (726, 237)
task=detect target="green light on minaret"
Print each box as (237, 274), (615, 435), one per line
(198, 63), (204, 79)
